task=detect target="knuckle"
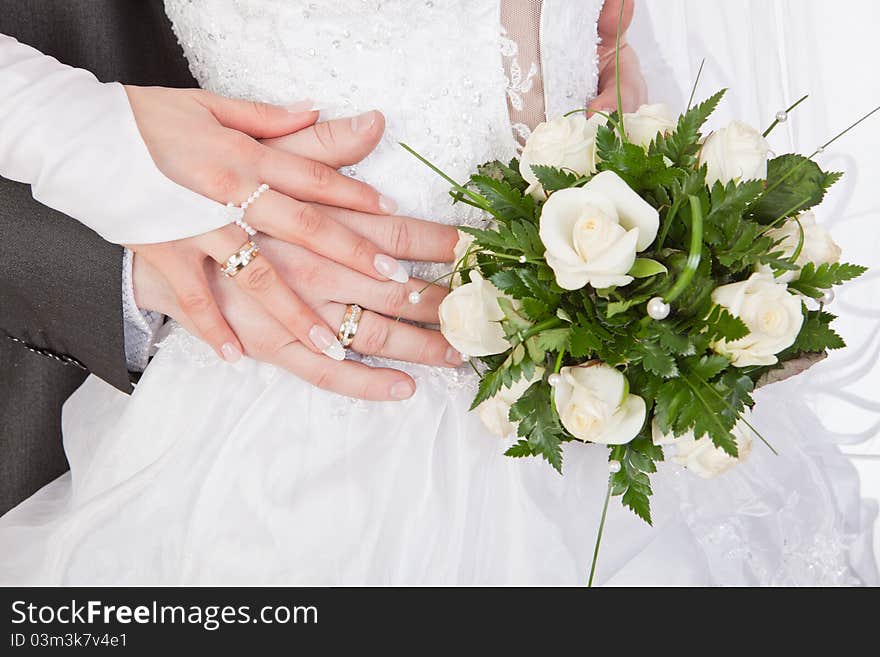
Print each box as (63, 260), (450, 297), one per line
(360, 318), (390, 356)
(202, 166), (241, 200)
(294, 204), (324, 237)
(387, 219), (411, 256)
(225, 131), (260, 163)
(358, 381), (374, 400)
(308, 159), (332, 188)
(265, 336), (295, 360)
(416, 335), (439, 365)
(242, 261), (276, 293)
(250, 100), (273, 122)
(351, 236), (375, 263)
(384, 284), (409, 313)
(298, 264), (324, 290)
(313, 121), (337, 151)
(178, 291), (213, 315)
(313, 369), (335, 392)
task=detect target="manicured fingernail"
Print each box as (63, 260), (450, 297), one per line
(285, 99), (319, 113)
(373, 254), (409, 283)
(378, 194), (398, 214)
(390, 380), (414, 400)
(445, 347), (464, 366)
(351, 110), (377, 133)
(309, 325), (345, 361)
(221, 342), (242, 363)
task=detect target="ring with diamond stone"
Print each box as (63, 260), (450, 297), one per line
(220, 240), (260, 277)
(226, 183), (270, 237)
(337, 303), (363, 349)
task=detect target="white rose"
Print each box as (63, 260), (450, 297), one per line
(439, 270), (511, 357)
(624, 103), (676, 148)
(710, 272), (803, 367)
(520, 113), (605, 196)
(477, 368), (545, 438)
(539, 171), (660, 290)
(553, 362), (646, 445)
(698, 120), (771, 186)
(451, 230), (478, 287)
(651, 410), (754, 479)
(758, 212), (842, 283)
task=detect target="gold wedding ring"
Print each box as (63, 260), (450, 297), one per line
(337, 304), (363, 348)
(220, 240), (260, 277)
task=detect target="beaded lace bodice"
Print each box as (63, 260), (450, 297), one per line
(164, 0), (603, 266)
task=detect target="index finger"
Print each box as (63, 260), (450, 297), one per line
(271, 341), (416, 401)
(256, 146), (395, 215)
(312, 205), (458, 263)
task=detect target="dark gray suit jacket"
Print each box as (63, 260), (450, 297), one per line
(0, 0), (197, 514)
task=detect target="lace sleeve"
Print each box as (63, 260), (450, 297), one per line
(500, 0), (546, 147)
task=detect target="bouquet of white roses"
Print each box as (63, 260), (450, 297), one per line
(402, 86), (869, 546)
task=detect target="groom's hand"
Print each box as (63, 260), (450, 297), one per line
(124, 86), (418, 363)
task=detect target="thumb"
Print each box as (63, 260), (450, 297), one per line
(198, 92), (319, 138)
(587, 90), (618, 117)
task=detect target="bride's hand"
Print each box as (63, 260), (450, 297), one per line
(124, 85), (420, 362)
(588, 0), (647, 115)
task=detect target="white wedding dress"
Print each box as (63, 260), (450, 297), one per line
(0, 0), (877, 586)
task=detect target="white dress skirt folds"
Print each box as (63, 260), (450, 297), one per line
(0, 0), (876, 585)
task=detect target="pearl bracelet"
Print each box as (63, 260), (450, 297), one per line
(227, 183), (269, 237)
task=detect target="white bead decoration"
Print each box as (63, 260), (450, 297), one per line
(547, 373), (561, 387)
(608, 460), (622, 474)
(647, 297), (671, 320)
(229, 183), (269, 237)
(408, 291), (422, 304)
(518, 255), (527, 263)
(821, 288), (835, 304)
(775, 110), (788, 122)
(459, 353), (471, 362)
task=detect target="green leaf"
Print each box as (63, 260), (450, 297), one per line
(653, 367), (753, 458)
(752, 154), (839, 223)
(703, 305), (750, 343)
(703, 179), (765, 246)
(630, 341), (679, 378)
(509, 220), (545, 258)
(609, 436), (663, 525)
(684, 354), (730, 380)
(535, 328), (570, 352)
(529, 164), (580, 192)
(628, 258), (668, 278)
(649, 321), (695, 356)
(714, 221), (775, 273)
(504, 439), (535, 458)
(788, 309), (846, 353)
(509, 382), (566, 473)
(606, 295), (650, 318)
(650, 89), (726, 168)
(596, 125), (680, 191)
(457, 225), (512, 252)
(788, 262), (868, 298)
(521, 297), (550, 320)
(497, 297), (532, 332)
(470, 352), (537, 409)
(468, 175), (535, 222)
(517, 268), (560, 305)
(477, 158), (528, 191)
